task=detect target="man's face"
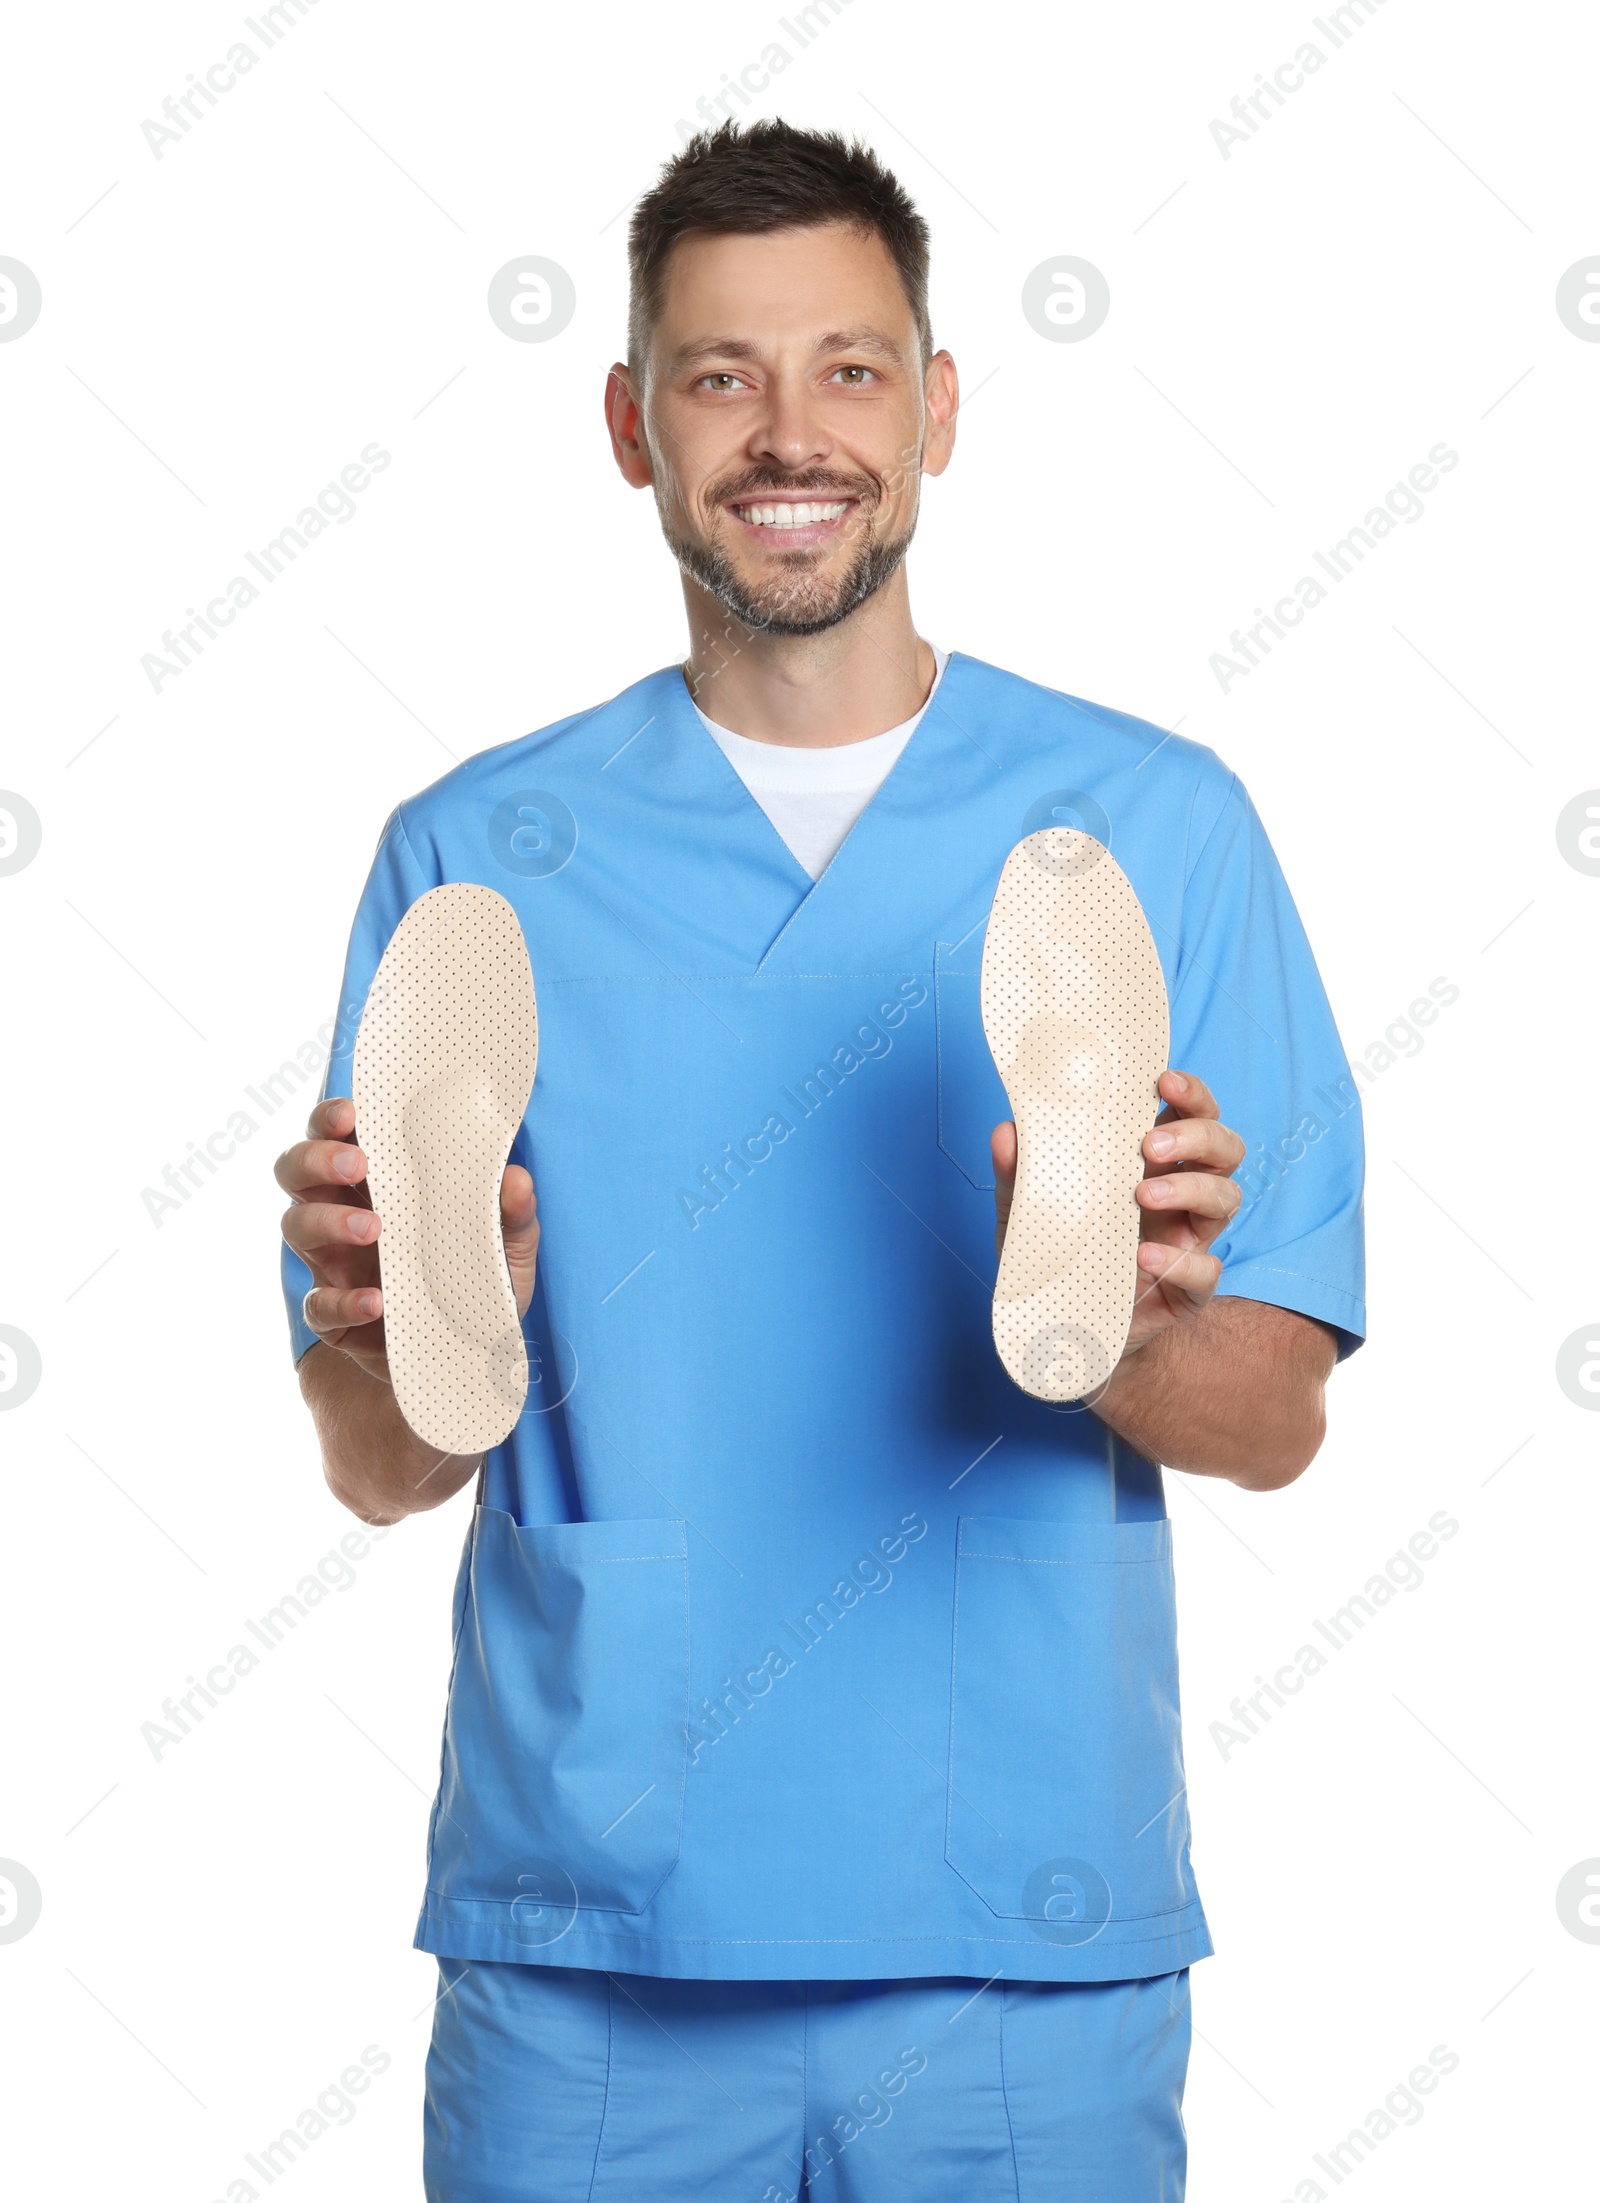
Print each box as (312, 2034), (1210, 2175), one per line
(621, 222), (949, 636)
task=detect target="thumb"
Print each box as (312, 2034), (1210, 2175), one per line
(991, 1120), (1017, 1252)
(500, 1164), (541, 1313)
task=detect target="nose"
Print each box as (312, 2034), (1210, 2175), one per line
(746, 367), (833, 480)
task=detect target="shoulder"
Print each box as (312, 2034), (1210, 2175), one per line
(385, 666), (676, 844)
(952, 652), (1243, 857)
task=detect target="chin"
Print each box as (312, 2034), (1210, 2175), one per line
(669, 524), (914, 640)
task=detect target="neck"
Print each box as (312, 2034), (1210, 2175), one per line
(681, 568), (934, 748)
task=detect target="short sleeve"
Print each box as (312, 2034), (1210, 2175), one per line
(1169, 776), (1366, 1357)
(281, 808), (436, 1366)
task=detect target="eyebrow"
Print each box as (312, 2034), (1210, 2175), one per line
(668, 325), (908, 370)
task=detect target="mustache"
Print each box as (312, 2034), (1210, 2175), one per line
(710, 470), (877, 507)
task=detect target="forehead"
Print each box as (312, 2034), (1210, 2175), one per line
(653, 222), (917, 360)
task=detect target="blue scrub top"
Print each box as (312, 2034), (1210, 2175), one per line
(283, 652), (1365, 1982)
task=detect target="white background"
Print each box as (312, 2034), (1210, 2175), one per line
(1, 1), (1595, 2196)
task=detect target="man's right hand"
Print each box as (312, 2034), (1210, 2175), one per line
(276, 1097), (541, 1522)
(275, 1096), (391, 1385)
(274, 1096), (542, 1394)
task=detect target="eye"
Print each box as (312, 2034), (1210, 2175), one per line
(696, 372), (748, 392)
(829, 364), (877, 385)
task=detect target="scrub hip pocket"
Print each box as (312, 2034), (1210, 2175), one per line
(945, 1516), (1197, 1943)
(436, 1508), (689, 1921)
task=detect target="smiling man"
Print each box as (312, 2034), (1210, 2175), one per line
(278, 121), (1364, 2202)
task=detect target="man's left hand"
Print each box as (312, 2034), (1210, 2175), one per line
(991, 1067), (1245, 1363)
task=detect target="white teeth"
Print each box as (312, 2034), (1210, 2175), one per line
(737, 501), (849, 527)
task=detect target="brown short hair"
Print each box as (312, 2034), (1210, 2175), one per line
(627, 118), (932, 374)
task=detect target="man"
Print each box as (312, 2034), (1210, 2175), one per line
(278, 121), (1363, 2202)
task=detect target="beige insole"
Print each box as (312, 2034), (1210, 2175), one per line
(353, 884), (538, 1454)
(981, 829), (1168, 1401)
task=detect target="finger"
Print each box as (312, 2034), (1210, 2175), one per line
(307, 1095), (358, 1142)
(990, 1121), (1017, 1253)
(1143, 1115), (1246, 1175)
(990, 1121), (1017, 1191)
(302, 1284), (384, 1335)
(501, 1167), (541, 1276)
(500, 1164), (538, 1238)
(1156, 1069), (1218, 1121)
(273, 1137), (371, 1200)
(1137, 1240), (1223, 1305)
(1137, 1172), (1242, 1226)
(281, 1200), (381, 1261)
(501, 1165), (541, 1317)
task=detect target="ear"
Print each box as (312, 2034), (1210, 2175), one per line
(919, 350), (960, 480)
(605, 365), (654, 488)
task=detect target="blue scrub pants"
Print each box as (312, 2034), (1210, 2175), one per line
(424, 1963), (1190, 2200)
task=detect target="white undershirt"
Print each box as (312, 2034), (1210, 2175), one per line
(692, 647), (951, 881)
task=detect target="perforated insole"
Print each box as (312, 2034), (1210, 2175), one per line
(353, 884), (538, 1454)
(981, 829), (1168, 1401)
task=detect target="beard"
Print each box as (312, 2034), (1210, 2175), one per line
(661, 475), (918, 638)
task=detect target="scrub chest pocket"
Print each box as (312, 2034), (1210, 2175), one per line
(945, 1518), (1198, 1941)
(433, 1509), (690, 1920)
(934, 933), (1009, 1192)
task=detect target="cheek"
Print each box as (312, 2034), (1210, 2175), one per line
(873, 449), (920, 518)
(647, 416), (721, 508)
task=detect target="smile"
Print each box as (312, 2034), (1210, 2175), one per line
(726, 498), (855, 538)
(732, 500), (850, 526)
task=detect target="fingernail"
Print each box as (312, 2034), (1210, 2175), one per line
(1149, 1130), (1177, 1157)
(360, 1292), (381, 1320)
(335, 1150), (362, 1179)
(1146, 1178), (1172, 1200)
(1167, 1073), (1188, 1095)
(351, 1213), (377, 1239)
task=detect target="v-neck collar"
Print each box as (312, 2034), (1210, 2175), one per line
(601, 653), (994, 976)
(671, 654), (973, 950)
(665, 663), (814, 894)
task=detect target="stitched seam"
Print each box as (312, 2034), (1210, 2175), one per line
(416, 1909), (1210, 1948)
(586, 1974), (614, 2203)
(1178, 771), (1241, 893)
(516, 1552), (685, 1565)
(934, 948), (996, 1189)
(801, 1981), (811, 2193)
(1167, 772), (1242, 1019)
(935, 956), (952, 1162)
(1218, 1268), (1364, 1305)
(960, 1550), (1172, 1568)
(958, 1553), (1165, 1566)
(389, 803), (437, 897)
(674, 1547), (690, 1872)
(998, 1982), (1022, 2203)
(422, 1515), (478, 1867)
(944, 1529), (963, 1876)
